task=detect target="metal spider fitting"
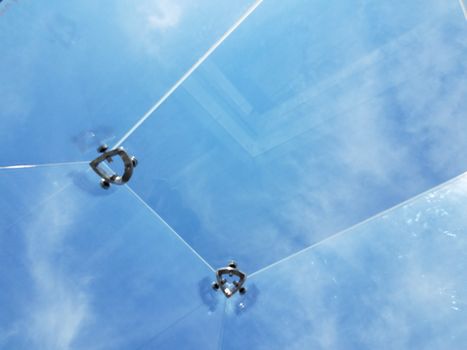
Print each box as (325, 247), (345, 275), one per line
(90, 144), (138, 189)
(212, 261), (247, 298)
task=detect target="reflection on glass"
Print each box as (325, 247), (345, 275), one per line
(221, 173), (467, 349)
(123, 0), (467, 272)
(0, 0), (256, 165)
(0, 165), (217, 349)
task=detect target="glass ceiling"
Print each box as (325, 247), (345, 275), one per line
(1, 0), (466, 349)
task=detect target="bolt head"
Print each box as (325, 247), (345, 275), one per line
(131, 156), (138, 168)
(97, 144), (108, 153)
(239, 287), (247, 295)
(100, 179), (110, 189)
(228, 261), (237, 269)
(212, 282), (219, 290)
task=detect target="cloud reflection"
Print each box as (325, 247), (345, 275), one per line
(22, 186), (90, 349)
(220, 174), (467, 349)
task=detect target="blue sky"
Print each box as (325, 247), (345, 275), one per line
(124, 0), (467, 272)
(0, 0), (466, 349)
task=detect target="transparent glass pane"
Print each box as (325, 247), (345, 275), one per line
(221, 173), (467, 349)
(0, 0), (255, 165)
(0, 164), (77, 230)
(138, 301), (226, 350)
(122, 1), (467, 272)
(0, 165), (220, 349)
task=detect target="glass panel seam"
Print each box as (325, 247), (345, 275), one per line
(125, 184), (216, 272)
(112, 0), (264, 149)
(248, 170), (467, 279)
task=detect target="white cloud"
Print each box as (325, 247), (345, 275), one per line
(118, 0), (184, 56)
(23, 185), (91, 349)
(145, 0), (182, 30)
(0, 325), (20, 347)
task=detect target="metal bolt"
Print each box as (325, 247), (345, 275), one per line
(100, 179), (110, 189)
(97, 144), (108, 153)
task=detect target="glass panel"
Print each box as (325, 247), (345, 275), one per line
(0, 164), (220, 349)
(138, 301), (226, 350)
(0, 0), (256, 165)
(121, 1), (467, 272)
(221, 173), (467, 349)
(0, 163), (84, 230)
